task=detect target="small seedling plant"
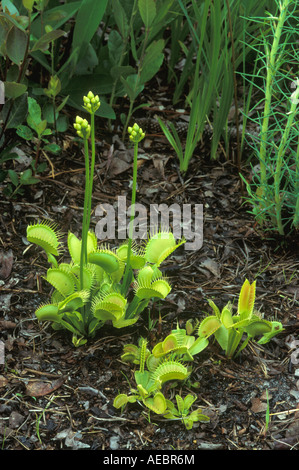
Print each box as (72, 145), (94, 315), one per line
(197, 279), (284, 359)
(26, 93), (185, 346)
(114, 326), (210, 430)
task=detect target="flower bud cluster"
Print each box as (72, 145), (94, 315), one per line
(73, 116), (91, 139)
(128, 123), (145, 143)
(83, 91), (100, 114)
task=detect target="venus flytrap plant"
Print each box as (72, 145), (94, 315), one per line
(26, 95), (185, 346)
(164, 394), (210, 430)
(197, 279), (284, 359)
(114, 326), (210, 429)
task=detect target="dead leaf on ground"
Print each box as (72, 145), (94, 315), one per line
(0, 375), (8, 388)
(0, 249), (13, 279)
(200, 258), (221, 277)
(25, 376), (66, 397)
(251, 397), (268, 413)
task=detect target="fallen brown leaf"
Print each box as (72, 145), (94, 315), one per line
(25, 376), (65, 397)
(0, 249), (13, 279)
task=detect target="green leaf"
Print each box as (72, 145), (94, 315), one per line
(108, 29), (123, 65)
(112, 0), (129, 39)
(43, 143), (61, 155)
(22, 0), (35, 12)
(7, 169), (19, 187)
(121, 74), (144, 102)
(6, 26), (27, 65)
(72, 0), (108, 64)
(16, 124), (34, 140)
(31, 29), (66, 52)
(110, 65), (135, 81)
(2, 0), (19, 16)
(2, 93), (28, 129)
(27, 97), (42, 126)
(138, 0), (156, 28)
(56, 95), (69, 113)
(20, 169), (40, 185)
(4, 81), (27, 99)
(30, 2), (81, 37)
(139, 39), (164, 84)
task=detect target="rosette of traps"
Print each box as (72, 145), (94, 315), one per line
(27, 222), (185, 346)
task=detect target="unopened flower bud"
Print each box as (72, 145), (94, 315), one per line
(127, 123), (145, 143)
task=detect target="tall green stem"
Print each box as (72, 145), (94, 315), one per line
(80, 137), (90, 290)
(259, 0), (291, 190)
(121, 124), (145, 296)
(121, 139), (138, 295)
(293, 134), (299, 229)
(274, 83), (299, 234)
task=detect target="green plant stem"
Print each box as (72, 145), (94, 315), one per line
(122, 139), (138, 295)
(259, 0), (291, 191)
(293, 134), (299, 228)
(273, 83), (299, 234)
(87, 113), (96, 231)
(122, 23), (150, 141)
(80, 137), (90, 291)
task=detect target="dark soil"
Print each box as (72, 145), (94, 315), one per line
(0, 86), (298, 451)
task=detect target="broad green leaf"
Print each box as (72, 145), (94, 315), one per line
(22, 0), (35, 12)
(112, 0), (129, 39)
(31, 2), (81, 35)
(213, 324), (228, 351)
(138, 0), (156, 28)
(7, 169), (19, 187)
(139, 39), (164, 84)
(4, 81), (27, 99)
(20, 169), (40, 185)
(43, 143), (62, 155)
(108, 29), (123, 65)
(2, 0), (19, 15)
(16, 124), (34, 140)
(31, 29), (66, 52)
(188, 336), (209, 356)
(72, 0), (108, 63)
(110, 65), (135, 81)
(27, 97), (42, 125)
(121, 74), (144, 102)
(6, 26), (27, 65)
